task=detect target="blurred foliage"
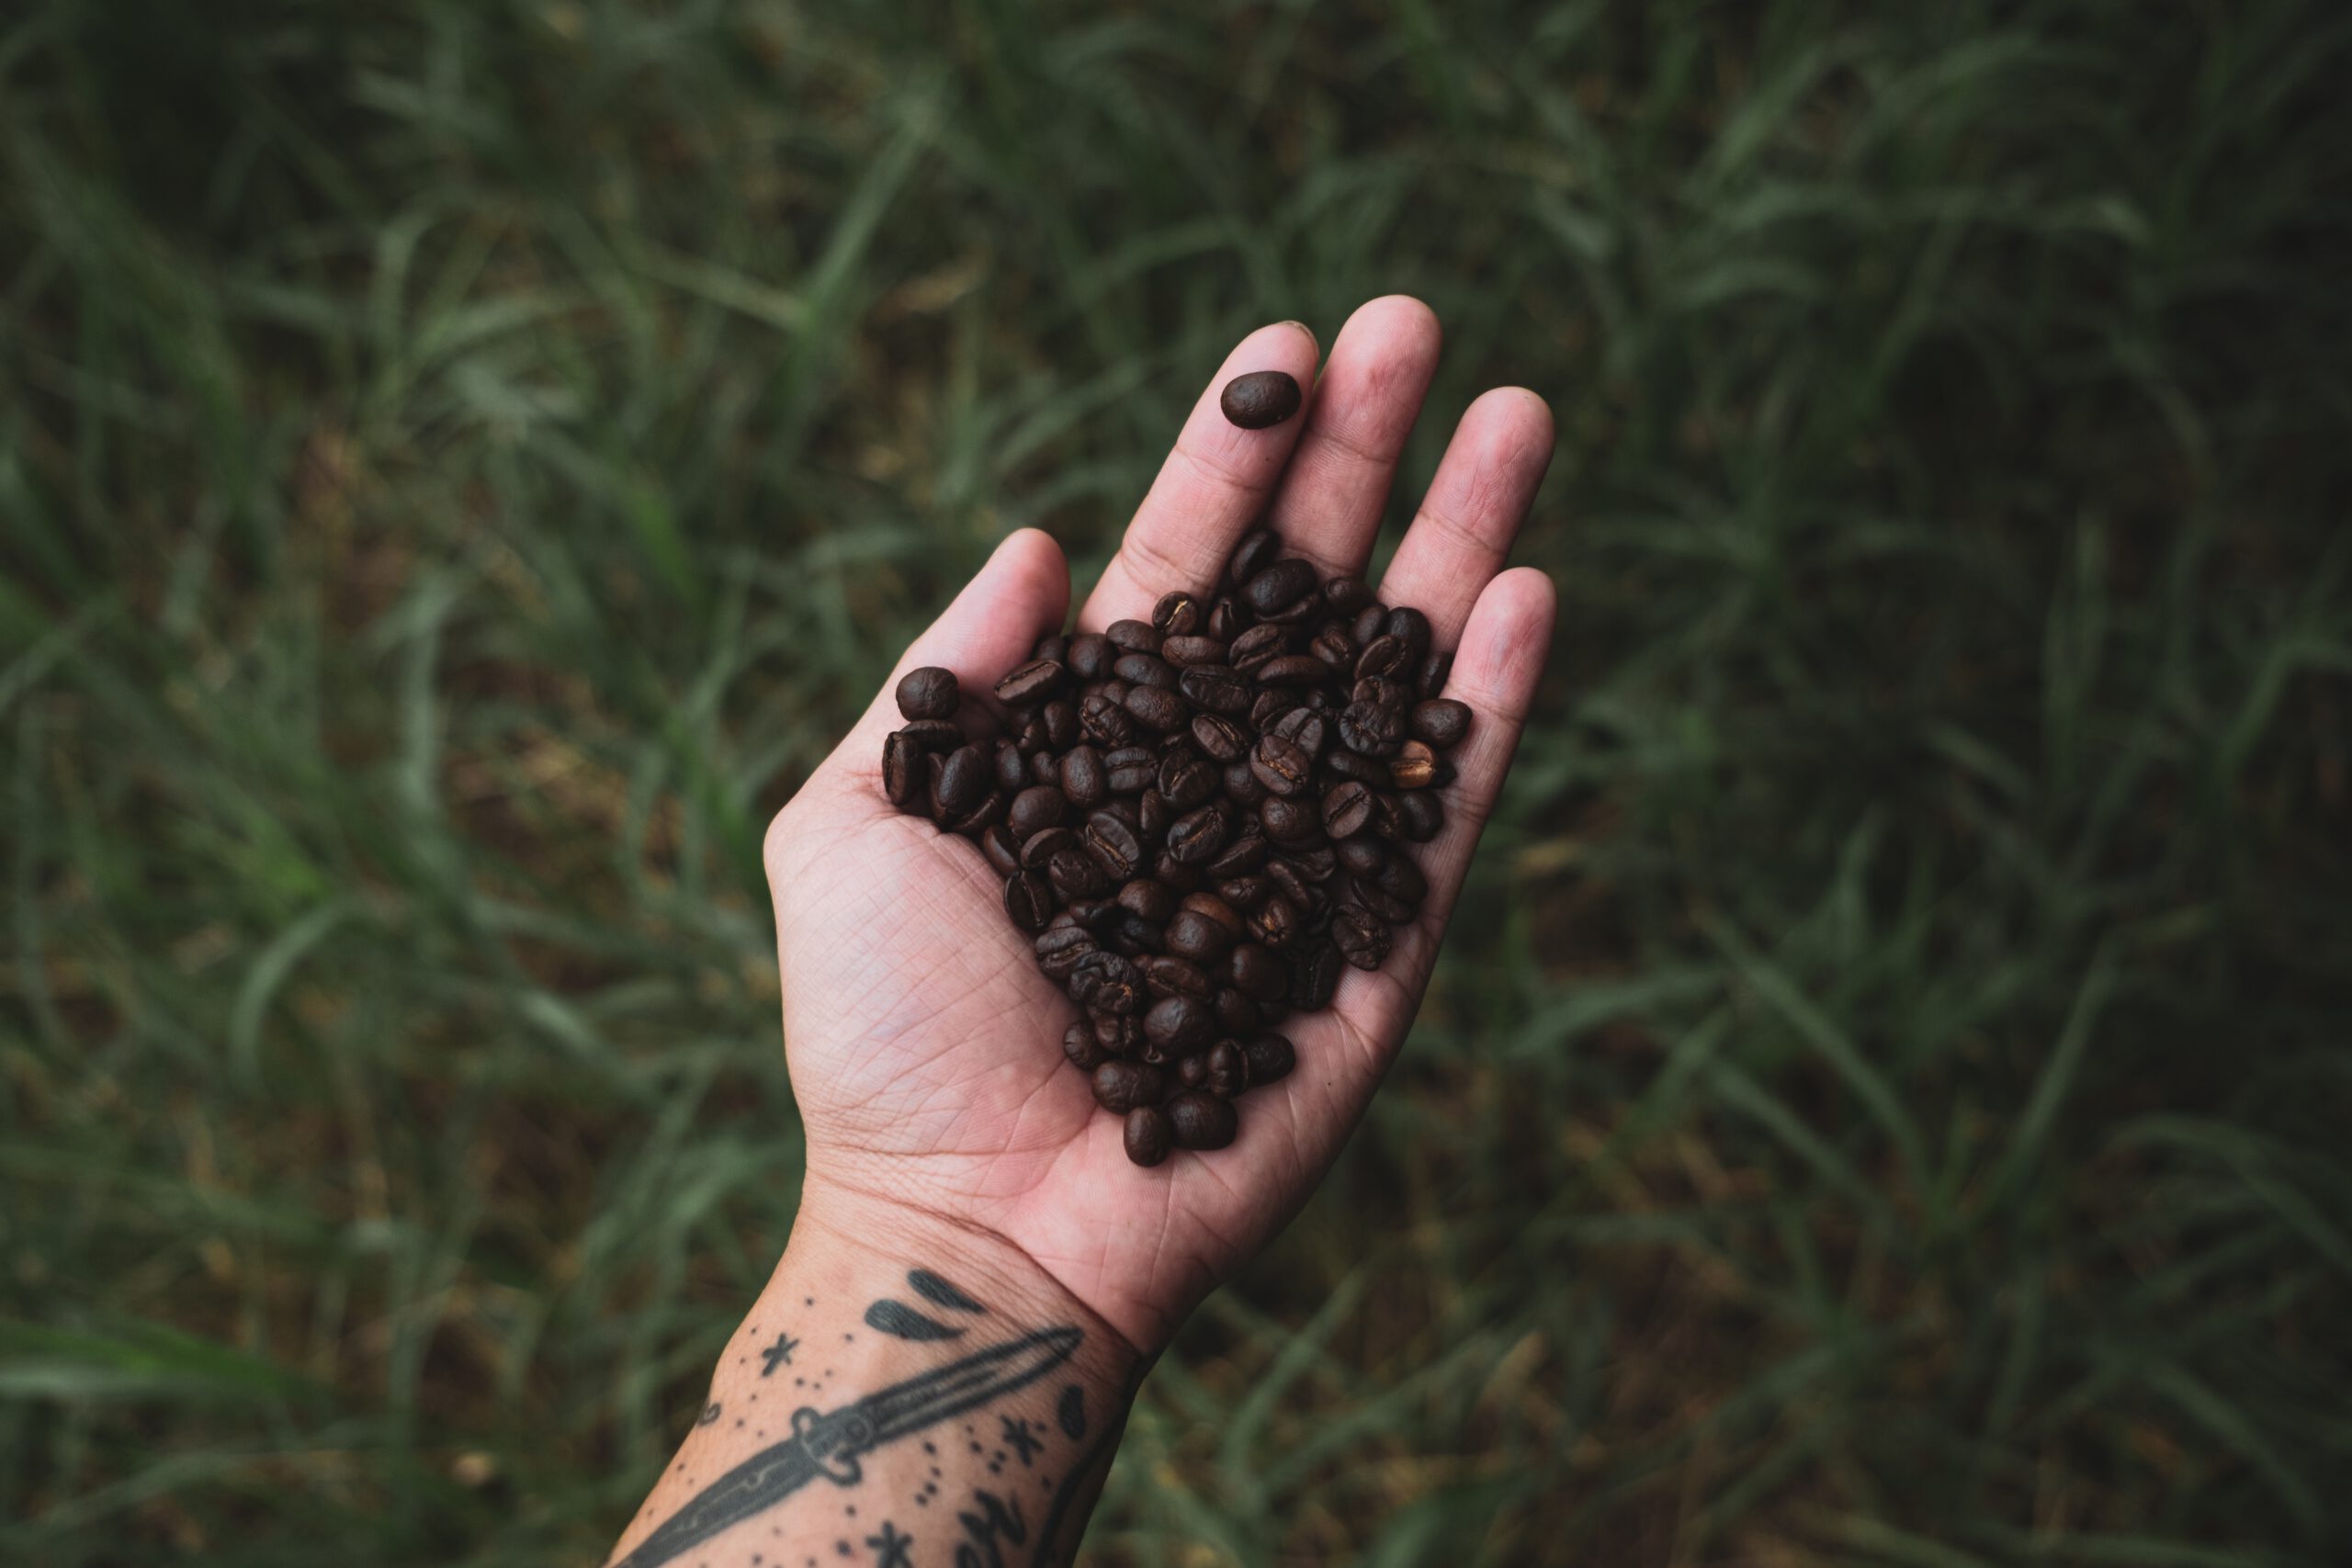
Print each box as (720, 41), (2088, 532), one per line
(4, 0), (2351, 1563)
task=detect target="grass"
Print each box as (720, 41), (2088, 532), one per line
(5, 0), (2351, 1562)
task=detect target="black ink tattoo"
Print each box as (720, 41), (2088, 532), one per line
(1055, 1385), (1084, 1441)
(864, 1300), (967, 1341)
(953, 1489), (1027, 1568)
(698, 1402), (723, 1427)
(613, 1326), (1080, 1568)
(865, 1520), (912, 1567)
(762, 1332), (801, 1375)
(908, 1269), (988, 1314)
(999, 1416), (1040, 1466)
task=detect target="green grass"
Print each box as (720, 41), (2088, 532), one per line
(6, 0), (2351, 1562)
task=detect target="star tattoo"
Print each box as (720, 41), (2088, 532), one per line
(759, 1332), (799, 1376)
(999, 1414), (1042, 1466)
(865, 1520), (911, 1568)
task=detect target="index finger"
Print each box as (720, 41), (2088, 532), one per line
(1076, 321), (1321, 632)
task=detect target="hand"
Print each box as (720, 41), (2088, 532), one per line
(763, 298), (1555, 1355)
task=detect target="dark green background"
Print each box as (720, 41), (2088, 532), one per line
(5, 2), (2349, 1563)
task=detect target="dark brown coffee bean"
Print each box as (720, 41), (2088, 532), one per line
(1266, 857), (1315, 911)
(1332, 902), (1392, 969)
(1070, 950), (1146, 1015)
(980, 823), (1023, 875)
(1113, 653), (1177, 691)
(1131, 788), (1167, 842)
(1119, 878), (1179, 923)
(1228, 623), (1288, 673)
(1108, 910), (1165, 956)
(1268, 705), (1329, 755)
(1339, 699), (1406, 758)
(1228, 528), (1281, 585)
(1310, 624), (1358, 668)
(1377, 852), (1427, 904)
(1166, 908), (1234, 963)
(1007, 784), (1066, 838)
(1080, 809), (1145, 879)
(1004, 870), (1055, 932)
(1204, 1040), (1249, 1098)
(1390, 739), (1438, 789)
(1019, 826), (1076, 869)
(1289, 940), (1341, 1009)
(1166, 803), (1232, 865)
(993, 659), (1067, 705)
(1323, 748), (1387, 786)
(1176, 1051), (1210, 1090)
(1249, 895), (1302, 950)
(896, 666), (959, 721)
(1180, 891), (1247, 935)
(1095, 1011), (1144, 1055)
(1025, 749), (1057, 788)
(1244, 1032), (1297, 1084)
(1324, 576), (1374, 615)
(949, 790), (1006, 835)
(1153, 592), (1202, 635)
(1351, 603), (1389, 647)
(1220, 370), (1304, 430)
(882, 732), (922, 807)
(1036, 925), (1098, 981)
(1063, 1020), (1107, 1072)
(1255, 653), (1329, 688)
(1034, 699), (1072, 750)
(1227, 942), (1288, 1001)
(1398, 789), (1444, 841)
(1182, 713), (1244, 763)
(1179, 663), (1254, 714)
(990, 738), (1027, 793)
(1383, 605), (1430, 660)
(1092, 1059), (1164, 1114)
(1157, 750), (1218, 808)
(1250, 733), (1314, 796)
(1417, 650), (1453, 699)
(1322, 781), (1375, 839)
(1207, 597), (1243, 640)
(1080, 692), (1136, 747)
(1410, 698), (1472, 748)
(1123, 683), (1188, 733)
(1204, 831), (1269, 878)
(1354, 634), (1409, 682)
(1215, 987), (1261, 1033)
(1141, 953), (1214, 1001)
(1144, 995), (1216, 1054)
(1102, 746), (1157, 794)
(1167, 1089), (1239, 1149)
(1261, 795), (1318, 842)
(1154, 852), (1202, 894)
(1288, 844), (1337, 882)
(934, 745), (989, 816)
(1223, 757), (1268, 806)
(1123, 1105), (1172, 1167)
(1048, 846), (1107, 902)
(1242, 558), (1319, 616)
(1054, 745), (1102, 807)
(1105, 618), (1162, 654)
(897, 718), (964, 753)
(1160, 634), (1227, 667)
(1217, 875), (1271, 911)
(1068, 633), (1114, 681)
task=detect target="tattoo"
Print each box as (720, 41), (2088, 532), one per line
(612, 1325), (1080, 1568)
(761, 1332), (801, 1375)
(999, 1415), (1041, 1466)
(1055, 1385), (1083, 1440)
(697, 1402), (722, 1427)
(953, 1488), (1027, 1568)
(909, 1269), (988, 1313)
(865, 1519), (913, 1567)
(864, 1300), (967, 1341)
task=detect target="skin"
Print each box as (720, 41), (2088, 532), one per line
(610, 298), (1556, 1568)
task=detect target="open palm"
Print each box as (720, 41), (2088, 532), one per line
(763, 299), (1555, 1353)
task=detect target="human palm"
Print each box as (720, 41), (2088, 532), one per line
(763, 299), (1556, 1353)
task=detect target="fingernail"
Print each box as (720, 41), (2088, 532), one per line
(1280, 320), (1317, 355)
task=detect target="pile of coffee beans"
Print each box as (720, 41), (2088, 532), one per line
(880, 526), (1469, 1166)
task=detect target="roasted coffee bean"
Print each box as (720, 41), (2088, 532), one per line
(1013, 711), (1050, 751)
(994, 659), (1067, 705)
(1244, 1032), (1297, 1084)
(1411, 698), (1473, 748)
(1224, 758), (1268, 806)
(1160, 634), (1227, 667)
(1019, 826), (1076, 869)
(1166, 908), (1234, 963)
(1256, 653), (1329, 688)
(1080, 692), (1136, 747)
(1383, 605), (1431, 660)
(1332, 902), (1391, 969)
(1124, 1105), (1172, 1167)
(1267, 857), (1315, 910)
(992, 738), (1029, 793)
(1037, 698), (1076, 750)
(1005, 870), (1055, 932)
(1351, 671), (1409, 708)
(897, 718), (964, 752)
(1036, 925), (1098, 981)
(1066, 897), (1114, 931)
(949, 790), (1006, 834)
(1228, 623), (1289, 673)
(1079, 809), (1145, 879)
(1350, 603), (1389, 647)
(1205, 1040), (1249, 1098)
(1102, 745), (1157, 794)
(1123, 683), (1189, 732)
(1216, 987), (1261, 1034)
(1204, 830), (1269, 878)
(1206, 597), (1243, 640)
(1269, 706), (1329, 756)
(1354, 634), (1410, 682)
(1035, 633), (1069, 663)
(1243, 558), (1319, 616)
(1108, 909), (1166, 955)
(1176, 1051), (1210, 1090)
(1091, 1059), (1164, 1113)
(1190, 712), (1250, 762)
(1288, 844), (1337, 882)
(1114, 652), (1178, 691)
(1057, 744), (1106, 807)
(934, 745), (989, 816)
(1220, 370), (1304, 430)
(1119, 878), (1179, 924)
(1323, 747), (1388, 786)
(1228, 528), (1282, 585)
(1322, 780), (1375, 839)
(1227, 942), (1289, 1001)
(1068, 633), (1114, 681)
(1154, 852), (1202, 894)
(1248, 895), (1302, 949)
(1324, 576), (1374, 615)
(896, 666), (960, 721)
(1008, 784), (1067, 838)
(1144, 995), (1216, 1054)
(1289, 942), (1341, 1010)
(1166, 803), (1231, 864)
(1025, 748), (1058, 788)
(1261, 795), (1319, 842)
(1153, 592), (1202, 635)
(1158, 750), (1218, 808)
(1398, 788), (1444, 842)
(1339, 699), (1406, 758)
(1135, 789), (1170, 841)
(1143, 953), (1215, 1001)
(1063, 1020), (1107, 1072)
(1105, 618), (1162, 654)
(1310, 624), (1358, 668)
(1094, 1012), (1144, 1055)
(1167, 1090), (1239, 1149)
(1250, 733), (1314, 796)
(980, 823), (1023, 876)
(882, 732), (922, 807)
(1391, 739), (1438, 789)
(1417, 650), (1453, 699)
(1217, 875), (1272, 911)
(1179, 663), (1254, 714)
(1181, 891), (1246, 934)
(1069, 950), (1146, 1015)
(1048, 846), (1108, 902)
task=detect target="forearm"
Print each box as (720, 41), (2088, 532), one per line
(606, 1190), (1143, 1568)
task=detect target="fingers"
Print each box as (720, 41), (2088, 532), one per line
(1260, 296), (1443, 579)
(1374, 388), (1555, 650)
(825, 529), (1071, 788)
(1076, 321), (1321, 632)
(1380, 567), (1557, 990)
